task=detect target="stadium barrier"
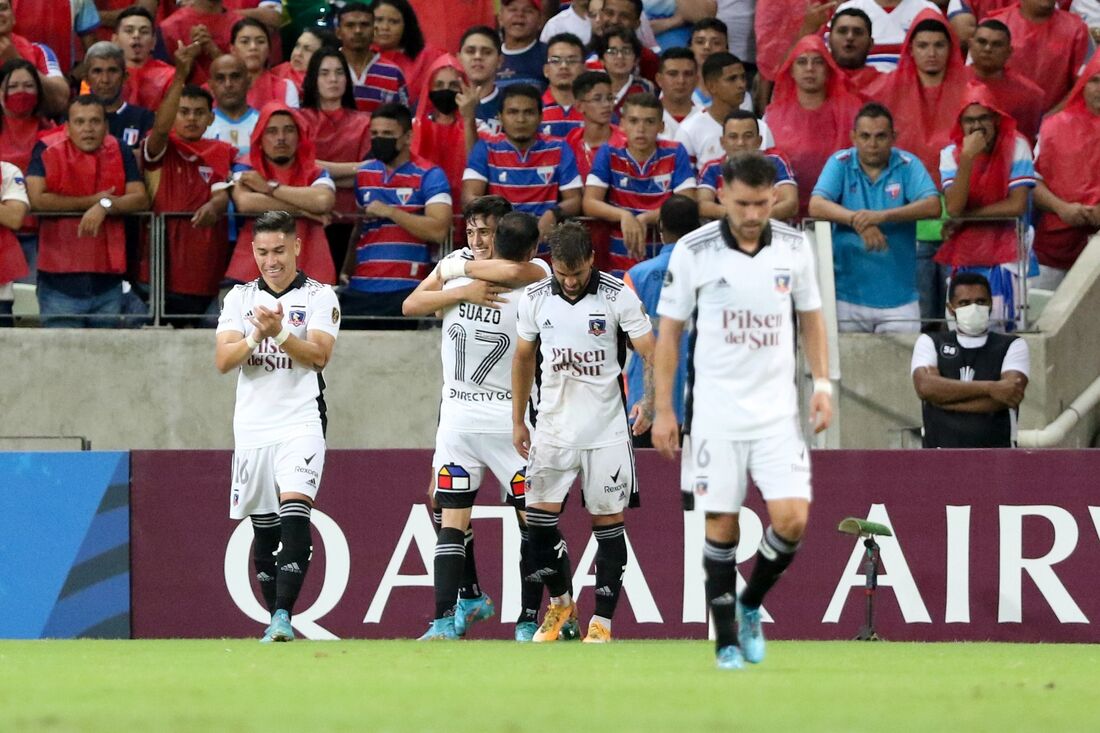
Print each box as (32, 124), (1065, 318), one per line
(119, 449), (1100, 643)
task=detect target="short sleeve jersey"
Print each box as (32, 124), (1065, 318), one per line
(0, 161), (30, 206)
(464, 134), (582, 217)
(438, 249), (552, 433)
(940, 135), (1037, 192)
(658, 219), (822, 440)
(517, 270), (652, 449)
(217, 273), (341, 448)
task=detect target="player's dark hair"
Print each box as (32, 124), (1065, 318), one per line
(573, 70), (612, 99)
(911, 18), (951, 43)
(463, 195), (513, 223)
(231, 17), (269, 45)
(724, 109), (759, 135)
(372, 102), (413, 132)
(548, 221), (593, 268)
(0, 58), (45, 119)
(181, 84), (215, 111)
(501, 83), (543, 111)
(691, 17), (728, 39)
(336, 1), (372, 19)
(949, 272), (992, 302)
(495, 212), (540, 262)
(70, 93), (107, 116)
(254, 210), (298, 236)
(976, 18), (1012, 41)
(545, 32), (585, 59)
(702, 51), (743, 82)
(854, 101), (894, 130)
(116, 6), (154, 25)
(621, 91), (661, 114)
(460, 25), (502, 54)
(722, 151), (777, 188)
(302, 48), (356, 110)
(372, 0), (426, 60)
(831, 7), (873, 34)
(659, 46), (696, 72)
(593, 26), (642, 61)
(660, 194), (700, 241)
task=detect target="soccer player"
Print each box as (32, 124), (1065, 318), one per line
(512, 221), (657, 643)
(214, 210), (341, 642)
(583, 92), (695, 277)
(405, 209), (552, 641)
(463, 84), (582, 243)
(652, 152), (833, 670)
(697, 110), (798, 222)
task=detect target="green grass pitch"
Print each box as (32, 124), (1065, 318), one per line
(1, 640), (1098, 732)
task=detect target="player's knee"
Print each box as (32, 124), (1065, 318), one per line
(705, 512), (740, 544)
(771, 515), (807, 542)
(591, 512), (624, 528)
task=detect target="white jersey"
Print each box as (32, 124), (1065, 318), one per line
(517, 270), (652, 449)
(675, 108), (774, 173)
(835, 0), (942, 71)
(657, 219), (822, 440)
(439, 249), (551, 433)
(217, 273), (341, 449)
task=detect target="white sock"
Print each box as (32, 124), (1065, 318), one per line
(550, 592), (572, 606)
(591, 615), (611, 631)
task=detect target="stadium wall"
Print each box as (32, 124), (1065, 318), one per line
(126, 449), (1100, 643)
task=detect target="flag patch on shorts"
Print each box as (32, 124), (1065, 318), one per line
(438, 464), (471, 491)
(511, 470), (526, 497)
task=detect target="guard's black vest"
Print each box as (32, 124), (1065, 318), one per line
(922, 331), (1017, 448)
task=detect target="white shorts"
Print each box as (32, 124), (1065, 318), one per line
(681, 419), (812, 514)
(525, 438), (638, 516)
(432, 428), (527, 509)
(230, 435), (326, 519)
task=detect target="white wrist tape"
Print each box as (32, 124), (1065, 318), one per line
(273, 328), (290, 346)
(245, 333), (259, 350)
(438, 257), (468, 282)
(813, 378), (833, 396)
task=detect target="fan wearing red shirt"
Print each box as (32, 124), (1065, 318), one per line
(566, 71), (628, 179)
(540, 33), (586, 139)
(160, 0), (243, 85)
(11, 0), (99, 75)
(587, 0), (659, 82)
(142, 42), (235, 324)
(112, 7), (173, 111)
(25, 95), (149, 328)
(965, 19), (1045, 141)
(829, 7), (883, 97)
(988, 0), (1089, 112)
(0, 0), (69, 115)
(231, 17), (298, 109)
(946, 0), (1073, 44)
(0, 58), (56, 175)
(226, 103), (337, 285)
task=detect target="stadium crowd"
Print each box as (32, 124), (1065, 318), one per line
(0, 0), (1097, 329)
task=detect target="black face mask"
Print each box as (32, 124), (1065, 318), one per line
(370, 136), (400, 164)
(428, 88), (459, 115)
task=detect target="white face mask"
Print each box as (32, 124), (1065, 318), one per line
(953, 303), (991, 336)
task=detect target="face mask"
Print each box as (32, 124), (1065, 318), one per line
(428, 88), (459, 115)
(370, 136), (400, 164)
(5, 91), (36, 116)
(953, 303), (990, 336)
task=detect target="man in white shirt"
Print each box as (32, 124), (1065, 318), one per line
(835, 0), (943, 70)
(512, 221), (656, 644)
(652, 152), (832, 670)
(214, 210), (341, 643)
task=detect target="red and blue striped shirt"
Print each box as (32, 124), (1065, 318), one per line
(463, 133), (582, 216)
(587, 140), (695, 276)
(351, 53), (409, 114)
(352, 156), (452, 293)
(699, 151), (797, 192)
(540, 89), (584, 140)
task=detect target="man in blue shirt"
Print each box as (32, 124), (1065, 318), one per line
(623, 193), (698, 446)
(809, 102), (941, 333)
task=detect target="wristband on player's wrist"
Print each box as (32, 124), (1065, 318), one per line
(274, 328), (290, 346)
(245, 333), (259, 350)
(813, 378), (833, 396)
(439, 257), (468, 282)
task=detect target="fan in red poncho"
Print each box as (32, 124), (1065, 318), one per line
(829, 7), (883, 98)
(988, 0), (1089, 113)
(271, 28), (331, 99)
(231, 17), (298, 110)
(411, 55), (468, 222)
(938, 87), (1036, 327)
(764, 35), (863, 218)
(112, 7), (175, 112)
(867, 10), (967, 188)
(160, 0), (244, 85)
(24, 96), (150, 326)
(1033, 54), (1100, 286)
(142, 46), (236, 321)
(756, 0), (836, 82)
(964, 18), (1045, 142)
(225, 103), (337, 285)
(948, 0), (1073, 43)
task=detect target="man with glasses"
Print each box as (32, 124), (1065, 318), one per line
(541, 33), (586, 139)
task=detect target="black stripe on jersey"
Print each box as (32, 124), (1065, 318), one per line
(471, 330), (510, 384)
(528, 335), (543, 428)
(316, 373), (328, 438)
(598, 274), (624, 292)
(528, 277), (554, 296)
(683, 307), (699, 437)
(627, 440), (640, 508)
(616, 327), (628, 413)
(448, 323), (466, 382)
